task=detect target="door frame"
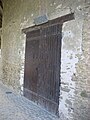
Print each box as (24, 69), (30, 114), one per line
(22, 13), (74, 115)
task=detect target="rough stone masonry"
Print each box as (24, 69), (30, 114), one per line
(0, 0), (90, 120)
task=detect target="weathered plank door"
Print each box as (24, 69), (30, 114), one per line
(24, 23), (62, 115)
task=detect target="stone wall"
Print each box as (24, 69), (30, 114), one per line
(0, 28), (2, 80)
(0, 49), (1, 78)
(1, 0), (90, 119)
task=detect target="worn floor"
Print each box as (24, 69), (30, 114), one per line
(0, 81), (60, 120)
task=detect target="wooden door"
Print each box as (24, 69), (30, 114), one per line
(24, 23), (62, 115)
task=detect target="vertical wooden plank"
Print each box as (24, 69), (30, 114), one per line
(37, 24), (62, 114)
(24, 30), (40, 103)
